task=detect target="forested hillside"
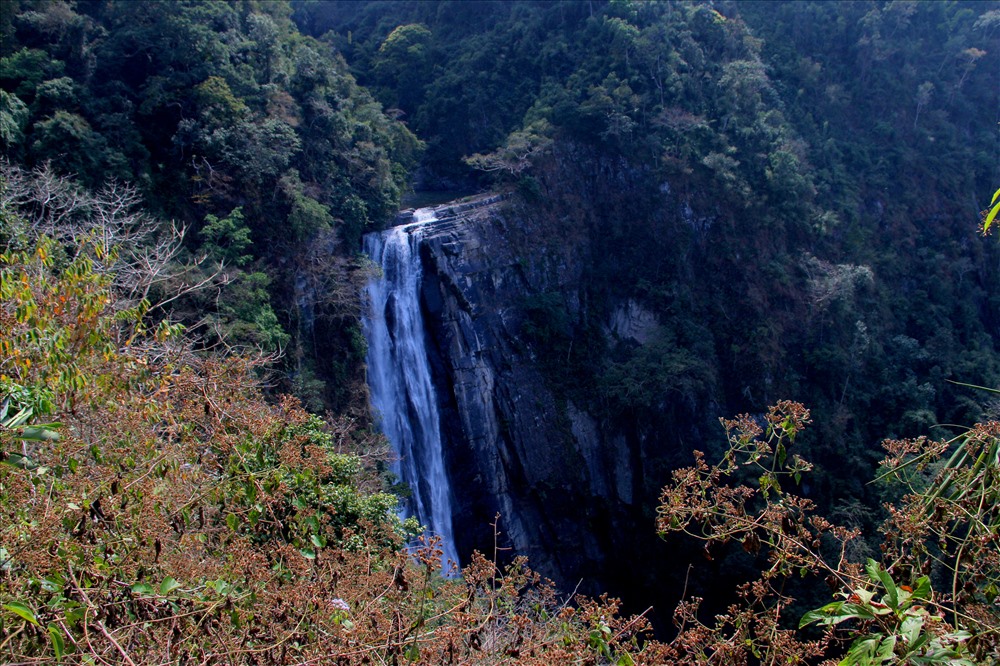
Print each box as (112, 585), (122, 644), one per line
(2, 0), (421, 412)
(298, 0), (999, 449)
(2, 0), (998, 663)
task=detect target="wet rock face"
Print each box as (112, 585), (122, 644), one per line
(412, 195), (664, 598)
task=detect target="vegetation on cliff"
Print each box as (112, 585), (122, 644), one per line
(309, 0), (998, 440)
(305, 0), (998, 637)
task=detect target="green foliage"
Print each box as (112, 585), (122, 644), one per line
(464, 119), (553, 178)
(983, 186), (1000, 234)
(218, 411), (402, 554)
(1, 0), (422, 413)
(193, 75), (249, 125)
(279, 168), (334, 242)
(212, 270), (290, 352)
(0, 89), (27, 147)
(520, 291), (572, 354)
(372, 23), (432, 111)
(192, 203), (291, 351)
(0, 47), (64, 99)
(30, 110), (125, 181)
(0, 237), (116, 399)
(2, 600), (39, 626)
(1, 381), (60, 472)
(600, 334), (714, 415)
(200, 207), (252, 267)
(801, 561), (974, 665)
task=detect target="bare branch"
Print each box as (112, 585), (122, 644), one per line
(1, 160), (228, 316)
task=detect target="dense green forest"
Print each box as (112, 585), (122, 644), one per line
(299, 0), (999, 443)
(2, 0), (998, 663)
(1, 0), (422, 413)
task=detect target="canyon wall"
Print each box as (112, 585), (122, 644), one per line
(410, 195), (687, 606)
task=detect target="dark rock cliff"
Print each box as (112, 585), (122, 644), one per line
(408, 194), (689, 611)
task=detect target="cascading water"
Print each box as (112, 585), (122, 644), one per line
(362, 208), (459, 571)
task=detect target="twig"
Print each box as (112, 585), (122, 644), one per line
(96, 621), (137, 666)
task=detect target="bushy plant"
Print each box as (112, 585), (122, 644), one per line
(656, 401), (998, 664)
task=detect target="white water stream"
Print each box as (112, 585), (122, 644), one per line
(362, 208), (459, 571)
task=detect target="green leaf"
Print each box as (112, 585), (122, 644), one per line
(985, 187), (1000, 232)
(48, 623), (65, 661)
(866, 559), (898, 609)
(840, 634), (886, 666)
(130, 582), (154, 595)
(985, 201), (999, 232)
(899, 613), (925, 648)
(1, 452), (37, 470)
(299, 547), (316, 559)
(20, 425), (60, 441)
(800, 600), (876, 627)
(2, 405), (32, 428)
(911, 575), (931, 601)
(160, 576), (182, 595)
(875, 634), (896, 661)
(404, 643), (420, 661)
(40, 576), (64, 593)
(3, 601), (40, 626)
(65, 605), (86, 626)
(800, 603), (840, 627)
(226, 513), (239, 531)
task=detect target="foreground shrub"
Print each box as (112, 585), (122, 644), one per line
(657, 401), (998, 665)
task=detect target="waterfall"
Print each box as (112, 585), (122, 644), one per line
(362, 208), (459, 571)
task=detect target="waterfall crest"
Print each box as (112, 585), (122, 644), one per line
(362, 208), (459, 571)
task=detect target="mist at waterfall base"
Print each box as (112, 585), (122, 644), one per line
(362, 209), (460, 572)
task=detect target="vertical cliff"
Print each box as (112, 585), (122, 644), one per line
(409, 194), (685, 606)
